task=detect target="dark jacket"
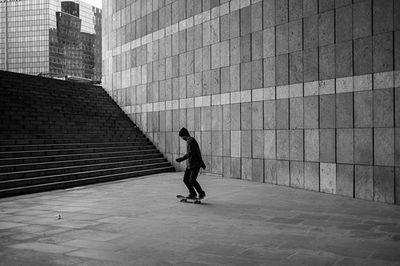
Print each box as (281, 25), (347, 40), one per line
(177, 137), (206, 170)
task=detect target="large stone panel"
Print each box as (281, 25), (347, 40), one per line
(374, 128), (394, 167)
(230, 10), (240, 39)
(241, 158), (252, 180)
(335, 5), (352, 42)
(304, 15), (318, 49)
(289, 0), (302, 21)
(277, 160), (290, 186)
(264, 100), (276, 129)
(304, 162), (319, 191)
(373, 32), (394, 73)
(303, 0), (317, 17)
(335, 41), (353, 78)
(276, 23), (289, 55)
(241, 130), (252, 158)
(305, 129), (319, 162)
(252, 159), (264, 182)
(251, 60), (263, 89)
(231, 103), (241, 130)
(251, 1), (263, 32)
(373, 166), (395, 204)
(354, 91), (373, 128)
(320, 94), (335, 129)
(263, 0), (275, 28)
(252, 101), (263, 129)
(201, 131), (212, 156)
(231, 157), (241, 178)
(251, 31), (263, 61)
(277, 130), (290, 160)
(396, 128), (400, 167)
(230, 38), (240, 66)
(240, 6), (251, 36)
(231, 131), (241, 157)
(221, 67), (230, 93)
(354, 36), (372, 75)
(211, 131), (223, 156)
(211, 156), (223, 176)
(263, 57), (276, 87)
(320, 162), (336, 194)
(290, 161), (304, 188)
(290, 129), (304, 161)
(223, 156), (231, 177)
(276, 0), (288, 25)
(264, 130), (276, 159)
(289, 51), (303, 84)
(289, 19), (302, 52)
(240, 62), (251, 91)
(353, 0), (371, 39)
(319, 44), (335, 80)
(290, 97), (304, 129)
(304, 95), (318, 129)
(318, 10), (334, 46)
(336, 129), (354, 164)
(263, 27), (275, 58)
(276, 99), (289, 129)
(222, 105), (231, 131)
(373, 0), (393, 35)
(355, 165), (373, 200)
(241, 102), (252, 130)
(320, 129), (335, 163)
(354, 128), (373, 165)
(220, 14), (230, 42)
(336, 164), (354, 197)
(230, 64), (240, 91)
(276, 54), (289, 86)
(303, 48), (318, 82)
(265, 159), (277, 184)
(211, 105), (222, 131)
(222, 130), (231, 156)
(252, 130), (264, 159)
(220, 41), (230, 68)
(373, 89), (394, 128)
(336, 92), (353, 128)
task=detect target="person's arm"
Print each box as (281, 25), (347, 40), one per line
(176, 140), (193, 162)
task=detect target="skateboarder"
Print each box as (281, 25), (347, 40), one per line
(175, 128), (206, 199)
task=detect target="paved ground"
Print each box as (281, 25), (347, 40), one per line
(0, 173), (400, 266)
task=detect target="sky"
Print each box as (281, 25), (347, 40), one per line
(81, 0), (102, 8)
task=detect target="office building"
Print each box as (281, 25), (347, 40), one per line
(0, 0), (101, 81)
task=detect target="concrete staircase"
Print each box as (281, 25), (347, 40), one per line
(0, 71), (174, 198)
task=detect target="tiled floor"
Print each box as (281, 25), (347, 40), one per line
(0, 173), (399, 265)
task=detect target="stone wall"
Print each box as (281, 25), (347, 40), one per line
(102, 0), (400, 204)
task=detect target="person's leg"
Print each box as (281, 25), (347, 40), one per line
(189, 167), (205, 197)
(183, 168), (197, 197)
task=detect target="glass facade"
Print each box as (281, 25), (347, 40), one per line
(0, 0), (101, 81)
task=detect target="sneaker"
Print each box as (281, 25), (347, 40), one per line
(187, 194), (197, 199)
(198, 192), (206, 199)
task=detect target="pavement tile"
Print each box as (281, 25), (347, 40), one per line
(0, 173), (400, 265)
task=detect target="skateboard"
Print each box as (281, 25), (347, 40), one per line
(176, 195), (203, 204)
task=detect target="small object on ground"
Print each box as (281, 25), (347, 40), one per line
(176, 194), (203, 204)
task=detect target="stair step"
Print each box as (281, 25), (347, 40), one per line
(0, 141), (150, 152)
(0, 162), (173, 189)
(0, 70), (174, 198)
(0, 166), (175, 198)
(0, 158), (168, 180)
(0, 149), (160, 165)
(0, 153), (164, 172)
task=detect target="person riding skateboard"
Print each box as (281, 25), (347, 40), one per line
(175, 128), (206, 199)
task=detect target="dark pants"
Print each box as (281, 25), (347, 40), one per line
(183, 167), (204, 196)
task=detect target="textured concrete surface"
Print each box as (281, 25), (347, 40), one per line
(1, 173), (400, 266)
(103, 0), (400, 206)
